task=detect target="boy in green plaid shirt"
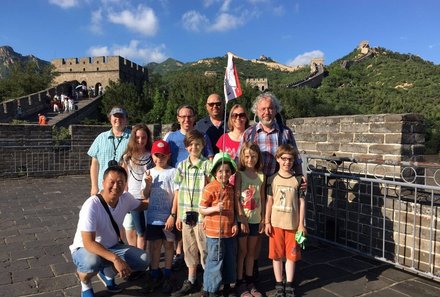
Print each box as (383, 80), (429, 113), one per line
(171, 130), (211, 297)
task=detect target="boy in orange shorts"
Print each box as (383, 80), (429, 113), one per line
(264, 144), (306, 297)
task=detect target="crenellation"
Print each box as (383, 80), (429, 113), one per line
(51, 55), (148, 91)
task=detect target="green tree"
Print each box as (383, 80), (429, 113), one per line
(0, 60), (56, 101)
(101, 80), (148, 124)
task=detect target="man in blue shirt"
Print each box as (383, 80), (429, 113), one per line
(87, 106), (131, 196)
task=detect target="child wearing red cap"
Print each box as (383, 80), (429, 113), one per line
(141, 139), (177, 294)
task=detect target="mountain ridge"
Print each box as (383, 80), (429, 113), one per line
(0, 46), (49, 79)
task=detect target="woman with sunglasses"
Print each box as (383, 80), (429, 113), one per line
(216, 104), (249, 160)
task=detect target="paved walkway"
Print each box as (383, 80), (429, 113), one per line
(1, 175), (440, 297)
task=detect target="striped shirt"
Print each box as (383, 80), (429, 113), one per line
(174, 156), (211, 222)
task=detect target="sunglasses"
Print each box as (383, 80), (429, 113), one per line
(280, 156), (294, 162)
(207, 102), (222, 107)
(108, 160), (119, 167)
(231, 112), (246, 119)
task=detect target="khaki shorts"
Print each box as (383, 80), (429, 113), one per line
(182, 223), (207, 269)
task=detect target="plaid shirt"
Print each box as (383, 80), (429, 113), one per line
(174, 156), (211, 222)
(200, 179), (235, 238)
(242, 122), (301, 177)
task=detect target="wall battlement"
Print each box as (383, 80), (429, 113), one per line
(51, 55), (148, 91)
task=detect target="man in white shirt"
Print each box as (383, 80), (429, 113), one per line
(70, 165), (149, 297)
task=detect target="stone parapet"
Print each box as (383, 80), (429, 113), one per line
(288, 113), (425, 162)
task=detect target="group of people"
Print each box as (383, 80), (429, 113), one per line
(51, 93), (76, 113)
(70, 91), (307, 297)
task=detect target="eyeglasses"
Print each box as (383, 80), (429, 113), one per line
(280, 156), (294, 162)
(207, 102), (222, 108)
(178, 115), (194, 119)
(231, 112), (246, 119)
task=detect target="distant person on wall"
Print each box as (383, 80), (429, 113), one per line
(16, 105), (23, 119)
(195, 93), (227, 154)
(87, 106), (131, 196)
(98, 85), (103, 96)
(69, 165), (150, 297)
(38, 113), (47, 125)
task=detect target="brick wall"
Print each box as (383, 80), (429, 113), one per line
(289, 113), (425, 162)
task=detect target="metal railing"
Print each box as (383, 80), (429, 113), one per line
(304, 155), (440, 281)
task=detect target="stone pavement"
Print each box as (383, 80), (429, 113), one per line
(1, 175), (440, 297)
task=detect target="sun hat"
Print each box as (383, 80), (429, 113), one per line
(210, 152), (237, 175)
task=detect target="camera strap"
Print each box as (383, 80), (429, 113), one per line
(111, 134), (124, 161)
(96, 193), (123, 244)
(185, 166), (199, 208)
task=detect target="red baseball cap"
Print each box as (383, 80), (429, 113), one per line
(151, 140), (170, 155)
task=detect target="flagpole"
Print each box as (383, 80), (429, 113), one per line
(218, 51), (242, 261)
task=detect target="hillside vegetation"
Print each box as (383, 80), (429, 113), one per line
(1, 45), (439, 152)
(139, 48), (440, 152)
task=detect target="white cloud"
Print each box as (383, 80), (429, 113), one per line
(182, 11), (209, 32)
(88, 40), (167, 64)
(108, 5), (158, 36)
(209, 13), (245, 32)
(88, 46), (110, 57)
(48, 0), (79, 9)
(220, 0), (232, 12)
(287, 50), (324, 66)
(273, 5), (285, 16)
(89, 9), (103, 34)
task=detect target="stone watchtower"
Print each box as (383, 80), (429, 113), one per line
(246, 78), (269, 91)
(51, 56), (148, 92)
(310, 58), (324, 73)
(358, 40), (370, 54)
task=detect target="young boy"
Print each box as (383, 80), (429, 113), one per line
(199, 152), (238, 297)
(141, 140), (177, 294)
(172, 130), (211, 297)
(264, 144), (306, 297)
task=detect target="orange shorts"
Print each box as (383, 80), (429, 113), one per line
(268, 226), (301, 262)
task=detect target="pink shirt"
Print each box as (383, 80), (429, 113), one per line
(216, 133), (240, 160)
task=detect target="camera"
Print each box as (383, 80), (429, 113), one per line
(108, 159), (119, 167)
(184, 211), (199, 226)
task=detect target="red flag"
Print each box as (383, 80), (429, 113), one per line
(224, 52), (242, 102)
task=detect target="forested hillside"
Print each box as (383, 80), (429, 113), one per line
(1, 45), (439, 152)
(140, 47), (440, 152)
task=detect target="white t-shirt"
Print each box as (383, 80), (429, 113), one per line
(69, 193), (140, 253)
(141, 167), (177, 225)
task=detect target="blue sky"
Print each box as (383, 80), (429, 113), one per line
(1, 0), (439, 66)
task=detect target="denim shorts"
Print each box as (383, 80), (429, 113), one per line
(71, 243), (149, 273)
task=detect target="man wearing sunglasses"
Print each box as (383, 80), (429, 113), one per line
(195, 93), (227, 154)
